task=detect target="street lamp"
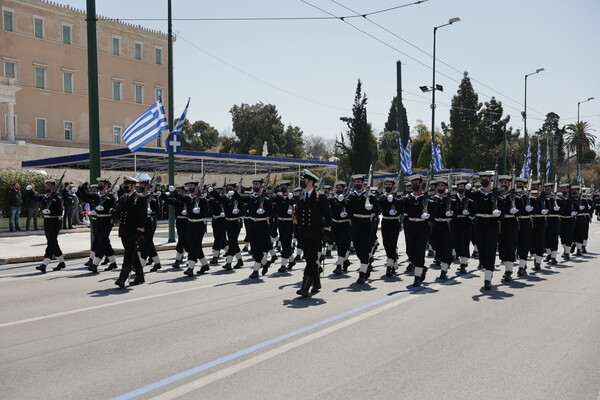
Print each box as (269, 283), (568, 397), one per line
(523, 68), (544, 145)
(577, 97), (594, 123)
(421, 17), (460, 176)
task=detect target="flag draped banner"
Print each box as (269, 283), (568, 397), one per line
(520, 140), (532, 178)
(431, 142), (443, 172)
(546, 139), (551, 179)
(166, 97), (190, 154)
(399, 138), (413, 175)
(122, 98), (168, 152)
(537, 137), (542, 179)
(577, 163), (582, 185)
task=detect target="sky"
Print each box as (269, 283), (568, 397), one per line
(58, 0), (600, 142)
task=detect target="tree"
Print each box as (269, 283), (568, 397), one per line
(229, 102), (284, 155)
(179, 119), (220, 151)
(337, 80), (375, 177)
(278, 125), (304, 157)
(535, 112), (565, 168)
(383, 96), (410, 144)
(476, 97), (513, 171)
(565, 121), (596, 165)
(304, 135), (336, 160)
(442, 72), (482, 169)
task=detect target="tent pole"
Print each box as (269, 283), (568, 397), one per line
(134, 153), (137, 173)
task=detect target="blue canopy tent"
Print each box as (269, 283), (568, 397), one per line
(22, 147), (338, 175)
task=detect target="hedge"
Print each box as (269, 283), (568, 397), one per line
(0, 171), (58, 218)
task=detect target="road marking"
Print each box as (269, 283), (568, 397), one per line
(0, 278), (241, 329)
(112, 272), (467, 400)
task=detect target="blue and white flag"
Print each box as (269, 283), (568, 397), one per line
(577, 163), (582, 185)
(122, 98), (168, 152)
(546, 139), (551, 179)
(536, 137), (542, 179)
(520, 140), (532, 178)
(431, 142), (443, 172)
(404, 139), (413, 175)
(436, 144), (444, 171)
(166, 98), (190, 154)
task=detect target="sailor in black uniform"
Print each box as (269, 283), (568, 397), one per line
(515, 177), (534, 275)
(558, 182), (577, 260)
(378, 179), (402, 277)
(137, 178), (162, 271)
(543, 181), (561, 265)
(272, 180), (295, 272)
(496, 175), (520, 281)
(161, 185), (188, 268)
(529, 181), (548, 270)
(209, 181), (245, 270)
(453, 179), (474, 274)
(429, 178), (456, 280)
(330, 181), (352, 275)
(32, 179), (66, 273)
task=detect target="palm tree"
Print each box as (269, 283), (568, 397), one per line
(565, 121), (596, 164)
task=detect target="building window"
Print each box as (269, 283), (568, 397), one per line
(64, 121), (73, 140)
(112, 36), (120, 56)
(34, 17), (44, 38)
(36, 118), (46, 138)
(3, 9), (13, 32)
(155, 88), (163, 101)
(62, 24), (71, 45)
(156, 134), (162, 147)
(4, 61), (15, 79)
(155, 47), (162, 65)
(134, 42), (142, 60)
(112, 80), (121, 100)
(113, 126), (121, 144)
(34, 67), (46, 89)
(134, 84), (143, 104)
(63, 72), (73, 93)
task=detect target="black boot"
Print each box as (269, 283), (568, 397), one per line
(270, 255), (278, 264)
(101, 257), (110, 265)
(458, 264), (467, 274)
(342, 259), (351, 272)
(550, 258), (558, 265)
(105, 262), (118, 271)
(544, 254), (551, 262)
(277, 265), (287, 273)
(356, 272), (367, 284)
(249, 270), (259, 279)
(209, 256), (219, 265)
(114, 279), (125, 289)
(570, 244), (576, 254)
(503, 271), (513, 282)
(325, 249), (332, 258)
(333, 265), (343, 275)
(234, 259), (244, 269)
(533, 262), (541, 271)
(223, 263), (232, 271)
(365, 264), (373, 279)
(296, 276), (312, 297)
(172, 260), (182, 269)
(405, 263), (414, 274)
(89, 264), (98, 274)
(576, 249), (582, 257)
(261, 262), (270, 276)
(517, 267), (525, 277)
(439, 270), (448, 280)
(150, 263), (162, 272)
(130, 277), (145, 285)
(411, 275), (422, 287)
(287, 260), (296, 270)
(53, 262), (66, 271)
(421, 266), (428, 281)
(84, 258), (94, 267)
(582, 246), (587, 254)
(36, 264), (47, 273)
(183, 268), (194, 276)
(484, 280), (492, 290)
(197, 265), (210, 275)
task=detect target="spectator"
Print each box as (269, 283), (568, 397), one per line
(25, 183), (39, 231)
(7, 182), (22, 232)
(61, 182), (74, 229)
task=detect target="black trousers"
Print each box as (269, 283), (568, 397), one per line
(118, 235), (143, 282)
(175, 218), (189, 254)
(277, 219), (294, 258)
(475, 219), (499, 271)
(573, 215), (587, 244)
(63, 204), (73, 228)
(453, 217), (472, 258)
(351, 218), (372, 264)
(26, 207), (38, 230)
(381, 219), (400, 261)
(212, 217), (228, 251)
(93, 218), (114, 259)
(298, 228), (321, 290)
(43, 218), (62, 258)
(545, 217), (560, 251)
(560, 217), (575, 246)
(249, 220), (270, 263)
(331, 221), (352, 259)
(530, 217), (546, 256)
(225, 219), (242, 256)
(404, 220), (429, 268)
(140, 217), (158, 259)
(187, 221), (207, 262)
(498, 218), (518, 262)
(431, 220), (453, 264)
(517, 218), (533, 260)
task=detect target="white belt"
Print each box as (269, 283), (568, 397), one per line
(96, 214), (112, 218)
(278, 217), (293, 221)
(518, 216), (532, 220)
(476, 214), (497, 218)
(353, 214), (371, 219)
(332, 219), (350, 223)
(43, 215), (61, 219)
(502, 215), (516, 219)
(434, 218), (452, 222)
(177, 216), (187, 219)
(560, 215), (575, 219)
(188, 218), (206, 223)
(226, 217), (241, 221)
(408, 217), (425, 222)
(249, 217), (269, 222)
(382, 216), (400, 220)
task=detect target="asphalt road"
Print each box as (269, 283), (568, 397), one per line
(2, 223), (600, 400)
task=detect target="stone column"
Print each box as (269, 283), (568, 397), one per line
(7, 101), (15, 142)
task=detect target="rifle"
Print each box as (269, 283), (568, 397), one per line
(54, 169), (67, 195)
(526, 170), (533, 207)
(258, 170), (271, 210)
(199, 170), (206, 194)
(317, 171), (326, 193)
(365, 164), (373, 209)
(492, 160), (499, 211)
(422, 172), (431, 215)
(510, 164), (516, 210)
(109, 176), (121, 194)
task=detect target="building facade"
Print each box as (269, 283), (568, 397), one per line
(0, 0), (169, 151)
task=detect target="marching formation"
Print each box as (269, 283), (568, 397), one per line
(26, 168), (598, 296)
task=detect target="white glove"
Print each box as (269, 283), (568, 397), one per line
(462, 209), (469, 215)
(421, 213), (430, 220)
(182, 209), (187, 216)
(95, 205), (104, 212)
(510, 207), (518, 214)
(445, 210), (453, 217)
(90, 210), (97, 216)
(337, 194), (344, 202)
(77, 179), (84, 186)
(219, 212), (225, 218)
(257, 208), (265, 215)
(579, 205), (585, 210)
(168, 185), (176, 192)
(277, 192), (284, 197)
(465, 183), (472, 190)
(287, 209), (293, 215)
(287, 193), (293, 200)
(227, 190), (234, 197)
(541, 209), (548, 215)
(232, 208), (239, 215)
(365, 203), (373, 211)
(553, 205), (560, 211)
(387, 194), (393, 203)
(207, 186), (213, 193)
(26, 185), (32, 191)
(42, 209), (50, 214)
(193, 207), (200, 214)
(571, 211), (577, 216)
(525, 205), (534, 212)
(389, 209), (397, 216)
(340, 211), (348, 218)
(147, 208), (152, 215)
(114, 185), (121, 192)
(493, 209), (501, 217)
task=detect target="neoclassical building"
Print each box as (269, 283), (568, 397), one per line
(0, 0), (170, 151)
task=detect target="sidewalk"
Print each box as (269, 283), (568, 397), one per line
(0, 221), (220, 265)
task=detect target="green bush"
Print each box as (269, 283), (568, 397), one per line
(0, 171), (56, 217)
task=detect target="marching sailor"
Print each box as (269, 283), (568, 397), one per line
(428, 178), (456, 280)
(272, 180), (295, 273)
(558, 182), (577, 260)
(161, 185), (188, 268)
(529, 181), (548, 270)
(137, 178), (162, 271)
(330, 181), (352, 275)
(32, 179), (66, 273)
(453, 179), (474, 274)
(209, 181), (245, 270)
(516, 177), (534, 276)
(497, 175), (520, 282)
(378, 179), (402, 277)
(543, 181), (561, 265)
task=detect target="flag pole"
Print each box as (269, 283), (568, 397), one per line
(167, 0), (175, 242)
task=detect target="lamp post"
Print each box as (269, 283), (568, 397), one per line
(575, 96), (594, 168)
(577, 97), (594, 123)
(421, 17), (460, 176)
(522, 68), (544, 145)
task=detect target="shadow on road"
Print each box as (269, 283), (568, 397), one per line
(283, 297), (327, 308)
(88, 287), (132, 297)
(332, 282), (377, 293)
(472, 287), (514, 301)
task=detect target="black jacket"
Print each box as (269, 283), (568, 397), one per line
(7, 188), (22, 207)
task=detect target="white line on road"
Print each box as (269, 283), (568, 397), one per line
(0, 278), (241, 329)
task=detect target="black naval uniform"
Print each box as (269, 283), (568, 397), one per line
(497, 192), (520, 280)
(140, 192), (160, 269)
(530, 193), (548, 269)
(272, 192), (295, 271)
(573, 195), (589, 255)
(295, 188), (332, 296)
(468, 187), (500, 289)
(378, 191), (402, 276)
(32, 189), (65, 273)
(114, 191), (147, 287)
(209, 194), (228, 263)
(429, 192), (456, 279)
(209, 189), (244, 270)
(558, 193), (577, 259)
(329, 193), (352, 274)
(173, 190), (211, 275)
(544, 192), (561, 264)
(453, 192), (474, 273)
(516, 192), (534, 273)
(347, 188), (378, 283)
(162, 191), (188, 267)
(400, 192), (430, 286)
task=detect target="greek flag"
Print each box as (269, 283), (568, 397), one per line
(431, 142), (443, 172)
(520, 140), (532, 178)
(399, 138), (413, 175)
(536, 137), (542, 179)
(166, 98), (190, 154)
(122, 98), (168, 152)
(546, 139), (551, 179)
(577, 163), (582, 185)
